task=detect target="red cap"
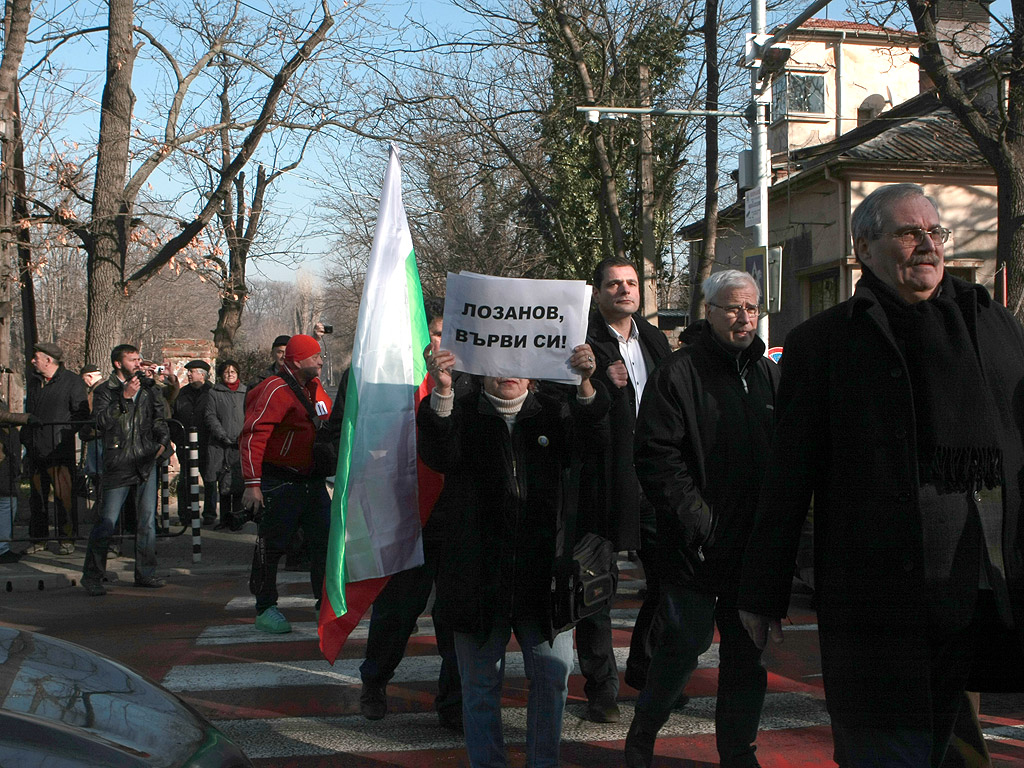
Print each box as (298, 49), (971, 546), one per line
(285, 334), (322, 362)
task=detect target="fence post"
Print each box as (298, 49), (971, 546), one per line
(160, 462), (170, 534)
(188, 428), (201, 563)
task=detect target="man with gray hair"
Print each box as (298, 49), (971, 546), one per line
(737, 183), (1024, 764)
(625, 269), (779, 768)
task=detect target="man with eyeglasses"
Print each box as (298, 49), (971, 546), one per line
(625, 269), (779, 768)
(737, 183), (1024, 765)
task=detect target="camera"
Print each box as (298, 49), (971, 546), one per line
(155, 365), (165, 374)
(322, 324), (333, 334)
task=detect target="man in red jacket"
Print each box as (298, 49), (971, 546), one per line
(241, 334), (334, 634)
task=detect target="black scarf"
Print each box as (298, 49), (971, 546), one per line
(859, 268), (1002, 493)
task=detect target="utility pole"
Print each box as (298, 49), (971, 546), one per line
(749, 0), (771, 341)
(579, 0), (832, 334)
(638, 65), (658, 321)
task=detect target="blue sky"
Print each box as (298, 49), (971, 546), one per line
(22, 0), (1010, 286)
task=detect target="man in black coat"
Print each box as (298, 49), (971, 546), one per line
(352, 300), (469, 730)
(24, 341), (89, 555)
(625, 269), (778, 768)
(171, 360), (214, 524)
(738, 183), (1024, 766)
(82, 344), (171, 596)
(576, 257), (672, 723)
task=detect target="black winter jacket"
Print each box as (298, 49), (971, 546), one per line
(0, 399), (21, 495)
(634, 323), (779, 600)
(580, 311), (672, 550)
(24, 366), (89, 467)
(418, 384), (609, 643)
(93, 374), (171, 489)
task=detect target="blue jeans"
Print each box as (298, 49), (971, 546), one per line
(0, 496), (15, 555)
(633, 583), (767, 768)
(253, 475), (330, 613)
(454, 619), (574, 768)
(83, 467), (158, 584)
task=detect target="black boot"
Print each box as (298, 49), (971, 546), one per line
(624, 715), (658, 768)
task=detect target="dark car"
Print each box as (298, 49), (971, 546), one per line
(0, 626), (252, 767)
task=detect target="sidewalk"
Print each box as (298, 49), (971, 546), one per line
(1, 503), (258, 593)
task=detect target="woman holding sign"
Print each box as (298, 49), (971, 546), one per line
(417, 343), (608, 768)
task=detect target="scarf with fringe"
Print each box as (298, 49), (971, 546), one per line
(860, 268), (1002, 493)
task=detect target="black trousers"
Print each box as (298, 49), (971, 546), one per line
(252, 475), (330, 613)
(359, 533), (461, 716)
(577, 494), (660, 698)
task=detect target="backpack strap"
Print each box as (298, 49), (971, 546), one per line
(278, 368), (323, 430)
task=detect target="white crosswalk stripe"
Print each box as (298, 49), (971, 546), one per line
(164, 646), (721, 692)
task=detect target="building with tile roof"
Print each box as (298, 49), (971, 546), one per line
(681, 11), (999, 345)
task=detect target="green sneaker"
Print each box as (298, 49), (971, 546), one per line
(255, 606), (291, 634)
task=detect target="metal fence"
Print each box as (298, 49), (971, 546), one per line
(9, 418), (206, 562)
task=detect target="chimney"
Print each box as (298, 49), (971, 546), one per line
(931, 0), (992, 71)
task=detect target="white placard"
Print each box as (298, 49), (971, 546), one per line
(440, 272), (590, 383)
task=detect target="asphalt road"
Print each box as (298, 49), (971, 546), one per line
(3, 531), (1024, 767)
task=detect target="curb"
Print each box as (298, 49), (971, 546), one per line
(2, 571), (75, 593)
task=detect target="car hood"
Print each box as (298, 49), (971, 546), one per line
(0, 627), (250, 767)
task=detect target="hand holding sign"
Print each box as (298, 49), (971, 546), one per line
(441, 272), (590, 383)
(569, 343), (598, 399)
(425, 346), (455, 395)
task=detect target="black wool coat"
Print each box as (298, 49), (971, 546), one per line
(24, 365), (89, 468)
(634, 323), (778, 600)
(737, 275), (1024, 722)
(418, 384), (609, 643)
(580, 311), (672, 551)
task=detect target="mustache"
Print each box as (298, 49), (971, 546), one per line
(907, 257), (941, 267)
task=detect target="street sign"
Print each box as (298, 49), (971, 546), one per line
(744, 246), (767, 304)
(767, 346), (784, 364)
(745, 187), (762, 229)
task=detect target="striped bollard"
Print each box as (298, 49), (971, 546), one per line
(160, 462), (170, 534)
(189, 429), (202, 563)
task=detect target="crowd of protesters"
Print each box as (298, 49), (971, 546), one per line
(2, 183), (1023, 767)
(0, 329), (327, 575)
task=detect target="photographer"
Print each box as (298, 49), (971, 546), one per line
(81, 344), (171, 596)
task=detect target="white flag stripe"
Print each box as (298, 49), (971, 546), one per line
(340, 146), (425, 582)
(211, 693), (829, 758)
(163, 646), (712, 692)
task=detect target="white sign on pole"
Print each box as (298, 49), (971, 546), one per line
(440, 272), (590, 383)
(745, 186), (762, 229)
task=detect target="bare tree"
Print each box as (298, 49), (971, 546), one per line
(12, 0), (337, 365)
(905, 0), (1024, 316)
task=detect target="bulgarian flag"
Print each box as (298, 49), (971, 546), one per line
(318, 146), (442, 663)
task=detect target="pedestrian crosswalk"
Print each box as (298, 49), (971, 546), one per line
(158, 561), (1024, 767)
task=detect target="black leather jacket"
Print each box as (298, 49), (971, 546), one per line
(93, 374), (171, 489)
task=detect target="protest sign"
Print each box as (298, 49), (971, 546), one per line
(440, 272), (590, 383)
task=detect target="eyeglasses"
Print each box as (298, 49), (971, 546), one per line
(708, 303), (760, 319)
(882, 227), (952, 247)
